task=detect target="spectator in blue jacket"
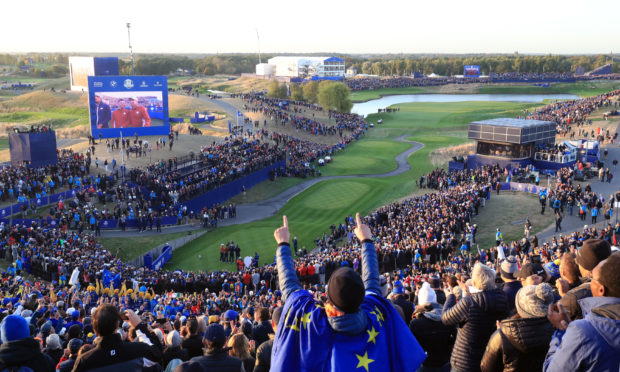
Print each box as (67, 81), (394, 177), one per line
(544, 251), (620, 372)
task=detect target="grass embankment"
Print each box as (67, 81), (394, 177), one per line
(168, 75), (272, 94)
(472, 193), (554, 250)
(167, 100), (543, 272)
(100, 230), (200, 262)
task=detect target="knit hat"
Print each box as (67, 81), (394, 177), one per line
(417, 282), (437, 305)
(515, 262), (546, 279)
(515, 283), (554, 318)
(327, 267), (365, 314)
(544, 261), (560, 279)
(167, 330), (181, 348)
(204, 323), (226, 345)
(392, 280), (405, 295)
(46, 333), (61, 350)
(500, 256), (518, 280)
(0, 315), (30, 343)
(40, 322), (52, 337)
(576, 239), (611, 271)
(68, 338), (84, 354)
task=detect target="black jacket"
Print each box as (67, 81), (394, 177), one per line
(72, 323), (163, 372)
(0, 337), (55, 372)
(181, 334), (204, 359)
(480, 316), (554, 372)
(251, 321), (273, 348)
(501, 281), (522, 315)
(163, 346), (189, 367)
(442, 288), (508, 372)
(45, 347), (64, 366)
(409, 304), (456, 368)
(252, 338), (273, 372)
(57, 358), (77, 372)
(174, 348), (244, 372)
(391, 295), (414, 322)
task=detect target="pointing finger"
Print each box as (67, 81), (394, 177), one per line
(283, 215), (288, 229)
(356, 213), (362, 226)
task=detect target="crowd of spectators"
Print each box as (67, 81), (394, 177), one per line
(0, 149), (91, 204)
(522, 90), (620, 136)
(343, 72), (617, 92)
(238, 93), (367, 139)
(0, 159), (618, 371)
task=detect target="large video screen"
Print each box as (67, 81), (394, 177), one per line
(88, 76), (169, 138)
(464, 65), (481, 78)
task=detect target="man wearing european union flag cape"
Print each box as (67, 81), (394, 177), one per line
(271, 213), (426, 372)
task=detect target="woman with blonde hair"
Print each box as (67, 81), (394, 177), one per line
(227, 333), (255, 372)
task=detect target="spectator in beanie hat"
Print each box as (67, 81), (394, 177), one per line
(175, 323), (243, 372)
(57, 338), (84, 372)
(544, 251), (620, 372)
(271, 214), (426, 372)
(410, 282), (456, 371)
(481, 283), (555, 372)
(0, 314), (55, 371)
(559, 239), (611, 320)
(500, 256), (522, 314)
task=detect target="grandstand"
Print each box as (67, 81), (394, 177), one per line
(586, 63), (613, 76)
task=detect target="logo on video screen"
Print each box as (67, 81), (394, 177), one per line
(123, 79), (134, 89)
(110, 80), (118, 88)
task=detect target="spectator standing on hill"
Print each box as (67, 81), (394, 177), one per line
(72, 305), (162, 371)
(175, 323), (244, 372)
(481, 283), (556, 372)
(271, 214), (426, 371)
(544, 252), (620, 372)
(442, 263), (508, 372)
(409, 282), (456, 372)
(559, 239), (611, 320)
(0, 314), (56, 371)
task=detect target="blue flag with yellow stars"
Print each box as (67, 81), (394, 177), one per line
(272, 290), (426, 372)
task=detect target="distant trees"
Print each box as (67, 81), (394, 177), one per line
(290, 83), (304, 101)
(266, 80), (351, 112)
(303, 81), (319, 103)
(345, 54), (618, 75)
(318, 81), (352, 112)
(267, 80), (287, 99)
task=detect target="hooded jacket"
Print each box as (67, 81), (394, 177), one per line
(0, 337), (56, 372)
(442, 288), (509, 372)
(544, 296), (620, 372)
(409, 303), (456, 368)
(480, 316), (554, 372)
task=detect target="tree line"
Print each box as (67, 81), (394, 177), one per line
(1, 53), (618, 77)
(343, 54), (618, 76)
(268, 80), (352, 113)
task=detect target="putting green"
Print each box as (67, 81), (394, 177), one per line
(301, 181), (371, 210)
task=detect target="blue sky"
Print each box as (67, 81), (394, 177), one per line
(3, 0), (619, 54)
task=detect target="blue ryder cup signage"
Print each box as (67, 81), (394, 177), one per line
(463, 65), (480, 78)
(88, 75), (170, 138)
